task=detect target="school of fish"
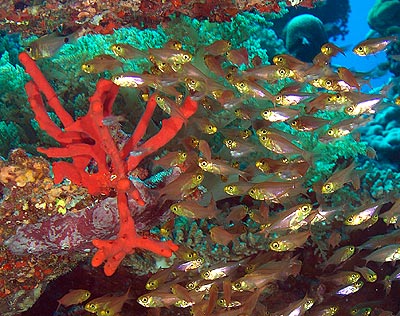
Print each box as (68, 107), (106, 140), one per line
(42, 33), (400, 316)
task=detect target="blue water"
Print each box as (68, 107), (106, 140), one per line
(333, 0), (389, 88)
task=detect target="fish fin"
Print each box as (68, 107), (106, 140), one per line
(199, 140), (212, 160)
(350, 173), (360, 190)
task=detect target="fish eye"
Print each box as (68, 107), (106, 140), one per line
(271, 242), (280, 249)
(278, 68), (286, 75)
(26, 46), (32, 53)
(275, 95), (282, 101)
(291, 120), (298, 126)
(217, 298), (225, 305)
(203, 271), (210, 278)
(141, 296), (148, 303)
(323, 183), (333, 192)
(302, 205), (309, 211)
(349, 246), (355, 251)
(325, 80), (332, 86)
(234, 282), (242, 289)
(357, 46), (364, 51)
(187, 281), (196, 289)
(183, 54), (190, 60)
(327, 129), (334, 135)
(351, 273), (358, 279)
(171, 205), (178, 212)
(187, 252), (195, 259)
(347, 216), (353, 222)
(196, 174), (203, 181)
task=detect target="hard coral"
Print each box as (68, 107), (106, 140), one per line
(283, 14), (328, 62)
(0, 150), (91, 314)
(368, 0), (400, 36)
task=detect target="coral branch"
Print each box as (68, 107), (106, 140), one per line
(19, 52), (74, 128)
(121, 93), (158, 159)
(91, 188), (178, 276)
(127, 96), (198, 170)
(17, 52), (196, 275)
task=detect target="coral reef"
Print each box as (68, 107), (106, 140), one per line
(0, 149), (90, 315)
(1, 2), (400, 316)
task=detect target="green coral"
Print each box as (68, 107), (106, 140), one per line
(0, 51), (32, 156)
(165, 12), (286, 64)
(0, 121), (22, 156)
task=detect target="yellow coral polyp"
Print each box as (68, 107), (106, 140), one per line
(55, 199), (67, 215)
